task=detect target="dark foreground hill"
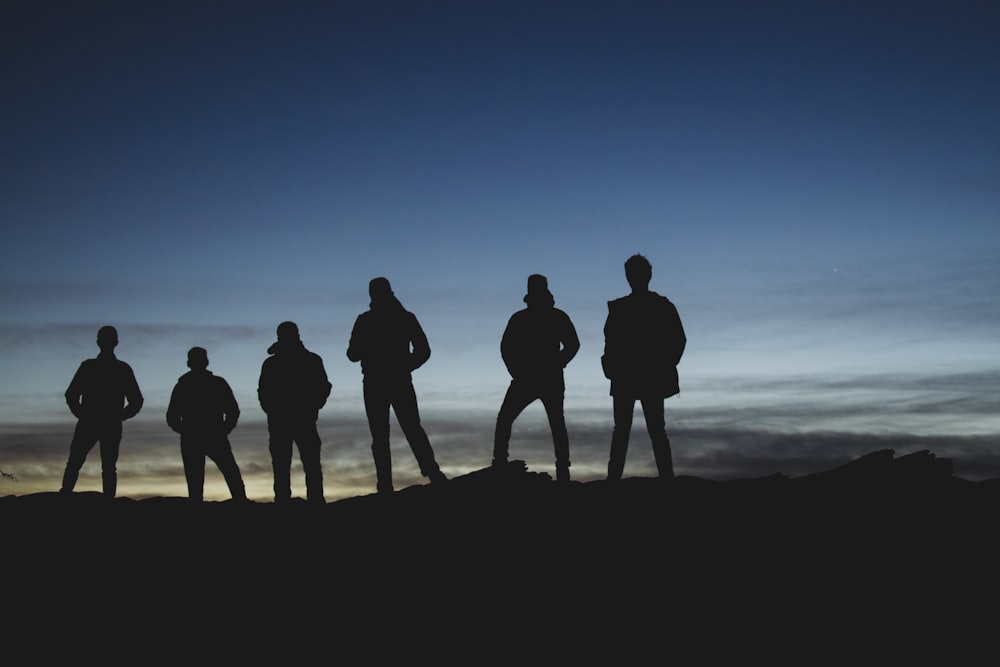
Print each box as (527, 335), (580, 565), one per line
(4, 448), (999, 660)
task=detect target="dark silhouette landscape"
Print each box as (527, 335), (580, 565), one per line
(5, 447), (999, 659)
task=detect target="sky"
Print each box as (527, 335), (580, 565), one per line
(2, 0), (999, 501)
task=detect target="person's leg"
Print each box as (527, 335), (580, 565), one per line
(60, 421), (99, 493)
(492, 380), (534, 467)
(393, 380), (446, 483)
(295, 422), (324, 504)
(540, 386), (571, 481)
(206, 436), (247, 501)
(608, 395), (635, 481)
(364, 381), (395, 494)
(97, 423), (123, 497)
(181, 437), (206, 502)
(267, 418), (293, 502)
(641, 397), (673, 479)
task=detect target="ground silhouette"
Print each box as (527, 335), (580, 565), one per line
(4, 448), (998, 660)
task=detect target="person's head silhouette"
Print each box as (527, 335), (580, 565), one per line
(276, 321), (300, 343)
(523, 273), (554, 307)
(96, 325), (118, 352)
(369, 276), (392, 299)
(369, 276), (402, 310)
(187, 346), (209, 371)
(624, 254), (652, 292)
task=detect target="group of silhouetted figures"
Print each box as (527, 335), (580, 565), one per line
(58, 254), (686, 503)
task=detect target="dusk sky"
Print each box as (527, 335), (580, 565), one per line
(3, 0), (999, 501)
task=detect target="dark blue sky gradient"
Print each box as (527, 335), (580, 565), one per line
(3, 1), (999, 498)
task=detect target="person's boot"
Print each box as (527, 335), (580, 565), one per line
(556, 462), (570, 483)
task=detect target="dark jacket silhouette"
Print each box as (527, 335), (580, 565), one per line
(347, 277), (447, 494)
(166, 346), (246, 502)
(602, 291), (686, 398)
(258, 322), (331, 503)
(602, 254), (686, 480)
(493, 274), (579, 481)
(61, 325), (143, 497)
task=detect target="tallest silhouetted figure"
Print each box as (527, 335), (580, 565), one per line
(602, 254), (686, 480)
(347, 277), (447, 494)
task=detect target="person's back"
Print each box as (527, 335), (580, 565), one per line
(502, 302), (577, 384)
(259, 337), (331, 420)
(347, 278), (430, 381)
(68, 354), (143, 423)
(604, 289), (685, 398)
(167, 368), (238, 436)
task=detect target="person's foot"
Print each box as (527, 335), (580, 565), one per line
(429, 470), (448, 484)
(556, 465), (570, 483)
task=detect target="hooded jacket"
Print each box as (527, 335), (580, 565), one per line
(347, 292), (430, 382)
(501, 289), (579, 384)
(258, 339), (332, 421)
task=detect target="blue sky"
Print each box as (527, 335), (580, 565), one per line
(3, 0), (999, 500)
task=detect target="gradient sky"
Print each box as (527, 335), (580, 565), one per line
(3, 0), (999, 501)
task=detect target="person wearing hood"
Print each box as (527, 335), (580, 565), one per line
(166, 346), (246, 503)
(492, 274), (580, 482)
(258, 321), (332, 504)
(602, 254), (686, 481)
(347, 277), (447, 494)
(60, 325), (144, 498)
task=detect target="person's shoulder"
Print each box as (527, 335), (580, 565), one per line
(553, 306), (575, 321)
(114, 357), (137, 372)
(647, 291), (675, 305)
(607, 294), (630, 312)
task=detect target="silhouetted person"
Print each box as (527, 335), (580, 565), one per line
(493, 274), (580, 481)
(60, 325), (143, 497)
(258, 322), (331, 504)
(166, 347), (247, 503)
(347, 277), (447, 494)
(602, 254), (686, 481)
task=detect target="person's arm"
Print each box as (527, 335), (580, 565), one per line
(222, 379), (240, 434)
(668, 302), (686, 366)
(314, 356), (332, 410)
(499, 316), (517, 378)
(165, 384), (183, 434)
(346, 315), (365, 363)
(408, 313), (431, 371)
(65, 363), (86, 418)
(257, 362), (272, 415)
(601, 303), (618, 380)
(121, 364), (143, 421)
(559, 312), (581, 369)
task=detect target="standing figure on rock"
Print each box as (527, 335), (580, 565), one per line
(258, 321), (332, 504)
(602, 254), (686, 481)
(60, 325), (144, 498)
(492, 274), (580, 482)
(166, 346), (247, 503)
(347, 277), (448, 494)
